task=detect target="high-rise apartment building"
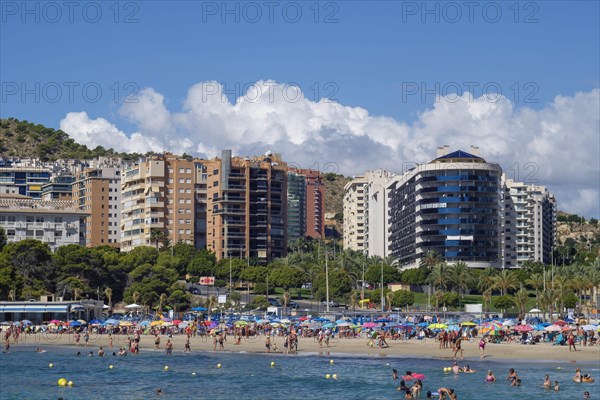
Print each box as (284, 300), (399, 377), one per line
(363, 170), (395, 258)
(287, 172), (306, 243)
(73, 167), (121, 247)
(387, 147), (502, 268)
(343, 176), (367, 252)
(501, 177), (556, 268)
(287, 168), (325, 241)
(41, 174), (74, 201)
(120, 154), (199, 251)
(204, 150), (288, 263)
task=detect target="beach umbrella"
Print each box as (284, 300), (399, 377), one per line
(323, 323), (336, 329)
(417, 322), (430, 327)
(235, 320), (248, 327)
(255, 319), (270, 324)
(447, 325), (460, 331)
(20, 320), (32, 326)
(299, 316), (309, 321)
(50, 319), (61, 324)
(0, 321), (12, 326)
(553, 320), (567, 326)
(105, 318), (119, 325)
(428, 323), (448, 329)
(280, 319), (292, 324)
(336, 319), (348, 324)
(483, 321), (502, 331)
(77, 319), (87, 325)
(173, 320), (182, 326)
(502, 320), (516, 327)
(89, 319), (102, 325)
(544, 325), (562, 332)
(581, 324), (597, 331)
(161, 318), (172, 322)
(337, 322), (352, 327)
(119, 321), (133, 327)
(460, 321), (476, 326)
(375, 318), (393, 323)
(363, 322), (377, 328)
(564, 318), (575, 323)
(529, 308), (542, 313)
(313, 317), (331, 322)
(191, 307), (207, 311)
(486, 329), (501, 336)
(125, 303), (143, 309)
(69, 321), (81, 327)
(514, 324), (533, 332)
(139, 321), (151, 327)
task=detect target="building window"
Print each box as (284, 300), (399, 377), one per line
(186, 178), (191, 184)
(179, 178), (185, 183)
(179, 168), (185, 173)
(186, 168), (191, 173)
(213, 169), (219, 175)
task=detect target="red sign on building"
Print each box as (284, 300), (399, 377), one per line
(199, 276), (215, 285)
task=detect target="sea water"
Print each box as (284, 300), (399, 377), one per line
(1, 346), (599, 399)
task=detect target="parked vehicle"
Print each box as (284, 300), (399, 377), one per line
(321, 300), (340, 307)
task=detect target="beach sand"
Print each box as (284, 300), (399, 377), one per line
(12, 333), (600, 363)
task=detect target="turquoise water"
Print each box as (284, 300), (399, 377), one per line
(1, 346), (598, 399)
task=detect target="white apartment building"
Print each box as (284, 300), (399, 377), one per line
(501, 176), (556, 268)
(0, 193), (88, 250)
(363, 170), (395, 258)
(343, 176), (367, 252)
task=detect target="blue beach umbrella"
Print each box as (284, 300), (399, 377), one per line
(417, 322), (429, 327)
(69, 321), (81, 327)
(104, 319), (119, 325)
(139, 321), (151, 327)
(191, 307), (207, 311)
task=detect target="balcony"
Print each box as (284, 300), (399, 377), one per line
(225, 218), (245, 226)
(227, 184), (246, 191)
(214, 208), (245, 215)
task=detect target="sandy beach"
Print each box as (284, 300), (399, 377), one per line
(11, 333), (600, 364)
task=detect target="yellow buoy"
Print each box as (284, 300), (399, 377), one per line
(330, 359), (334, 365)
(164, 366), (169, 371)
(49, 363), (54, 368)
(332, 374), (338, 380)
(57, 378), (67, 386)
(109, 365), (114, 369)
(67, 381), (74, 387)
(325, 374), (331, 379)
(270, 361), (276, 367)
(217, 363), (222, 369)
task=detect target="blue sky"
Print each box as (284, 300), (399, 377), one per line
(1, 1), (599, 216)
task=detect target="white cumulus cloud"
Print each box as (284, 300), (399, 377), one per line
(59, 82), (600, 218)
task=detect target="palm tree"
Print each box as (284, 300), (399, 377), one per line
(420, 251), (443, 270)
(157, 293), (168, 317)
(349, 291), (357, 312)
(570, 276), (590, 316)
(513, 288), (529, 319)
(538, 288), (557, 322)
(150, 228), (166, 249)
(493, 269), (518, 295)
(477, 267), (497, 295)
(552, 275), (570, 317)
(525, 273), (545, 297)
(282, 290), (291, 315)
(206, 295), (217, 320)
(104, 287), (113, 309)
(450, 261), (473, 298)
(482, 288), (492, 313)
(427, 262), (451, 291)
(386, 291), (394, 311)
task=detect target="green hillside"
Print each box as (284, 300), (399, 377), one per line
(0, 117), (142, 161)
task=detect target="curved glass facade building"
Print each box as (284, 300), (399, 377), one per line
(387, 148), (501, 268)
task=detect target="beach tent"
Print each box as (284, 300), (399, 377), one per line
(125, 304), (143, 309)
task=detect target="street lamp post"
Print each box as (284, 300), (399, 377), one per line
(325, 248), (330, 313)
(229, 251), (233, 295)
(380, 261), (384, 312)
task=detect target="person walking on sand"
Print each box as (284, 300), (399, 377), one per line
(568, 332), (577, 352)
(479, 337), (486, 359)
(265, 336), (271, 353)
(453, 337), (463, 360)
(154, 334), (160, 350)
(165, 339), (173, 355)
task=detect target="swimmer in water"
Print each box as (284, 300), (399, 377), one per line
(554, 381), (559, 391)
(583, 391), (590, 399)
(543, 374), (551, 388)
(485, 370), (496, 382)
(451, 362), (460, 374)
(463, 365), (475, 373)
(437, 387), (457, 400)
(506, 368), (519, 386)
(393, 369), (398, 380)
(396, 380), (409, 392)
